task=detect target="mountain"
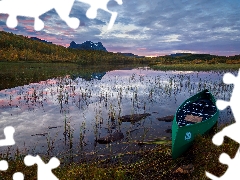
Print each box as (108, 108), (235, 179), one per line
(69, 41), (107, 52)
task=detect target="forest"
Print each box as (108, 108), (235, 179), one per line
(0, 30), (240, 65)
(0, 31), (150, 65)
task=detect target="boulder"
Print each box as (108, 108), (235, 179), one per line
(165, 129), (172, 133)
(157, 115), (174, 122)
(119, 113), (151, 123)
(97, 131), (124, 144)
(174, 164), (194, 174)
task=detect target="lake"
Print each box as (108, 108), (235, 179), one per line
(0, 67), (235, 162)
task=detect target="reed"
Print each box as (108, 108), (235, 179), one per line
(0, 65), (237, 179)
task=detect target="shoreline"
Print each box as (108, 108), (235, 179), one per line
(0, 122), (237, 179)
(150, 63), (240, 71)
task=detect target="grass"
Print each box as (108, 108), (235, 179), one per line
(0, 123), (238, 180)
(0, 61), (238, 179)
(150, 63), (240, 71)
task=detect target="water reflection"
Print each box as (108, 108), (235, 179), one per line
(0, 67), (235, 161)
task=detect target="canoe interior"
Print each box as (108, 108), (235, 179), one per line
(176, 90), (217, 127)
(172, 89), (219, 159)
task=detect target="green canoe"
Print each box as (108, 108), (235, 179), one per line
(172, 89), (219, 159)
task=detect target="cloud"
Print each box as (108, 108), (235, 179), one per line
(0, 0), (240, 56)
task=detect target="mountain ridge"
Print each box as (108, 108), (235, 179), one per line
(69, 41), (107, 52)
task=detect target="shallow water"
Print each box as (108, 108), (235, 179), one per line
(0, 67), (235, 161)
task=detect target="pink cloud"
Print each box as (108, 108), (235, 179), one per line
(0, 14), (8, 19)
(24, 25), (35, 33)
(42, 15), (51, 21)
(137, 48), (147, 51)
(18, 18), (34, 24)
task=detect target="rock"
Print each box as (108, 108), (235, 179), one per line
(165, 129), (172, 133)
(119, 113), (151, 122)
(157, 115), (174, 122)
(174, 164), (194, 174)
(97, 131), (124, 144)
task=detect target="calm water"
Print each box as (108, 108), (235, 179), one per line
(0, 67), (235, 161)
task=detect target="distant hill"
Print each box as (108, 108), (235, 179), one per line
(166, 53), (225, 59)
(30, 37), (52, 44)
(69, 41), (107, 52)
(167, 53), (192, 57)
(115, 52), (145, 58)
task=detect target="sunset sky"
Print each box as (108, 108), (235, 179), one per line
(0, 0), (240, 56)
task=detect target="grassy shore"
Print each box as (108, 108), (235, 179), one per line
(0, 61), (143, 90)
(150, 63), (240, 71)
(0, 123), (238, 180)
(1, 61), (240, 90)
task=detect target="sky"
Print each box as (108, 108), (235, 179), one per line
(0, 0), (240, 57)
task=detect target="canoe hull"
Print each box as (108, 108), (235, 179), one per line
(172, 90), (219, 159)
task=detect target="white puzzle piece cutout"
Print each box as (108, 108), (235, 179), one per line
(0, 160), (8, 171)
(0, 126), (15, 173)
(13, 172), (24, 180)
(1, 163), (25, 180)
(0, 126), (15, 146)
(0, 0), (79, 31)
(24, 155), (60, 180)
(212, 69), (240, 146)
(0, 0), (123, 30)
(206, 148), (240, 180)
(206, 68), (240, 179)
